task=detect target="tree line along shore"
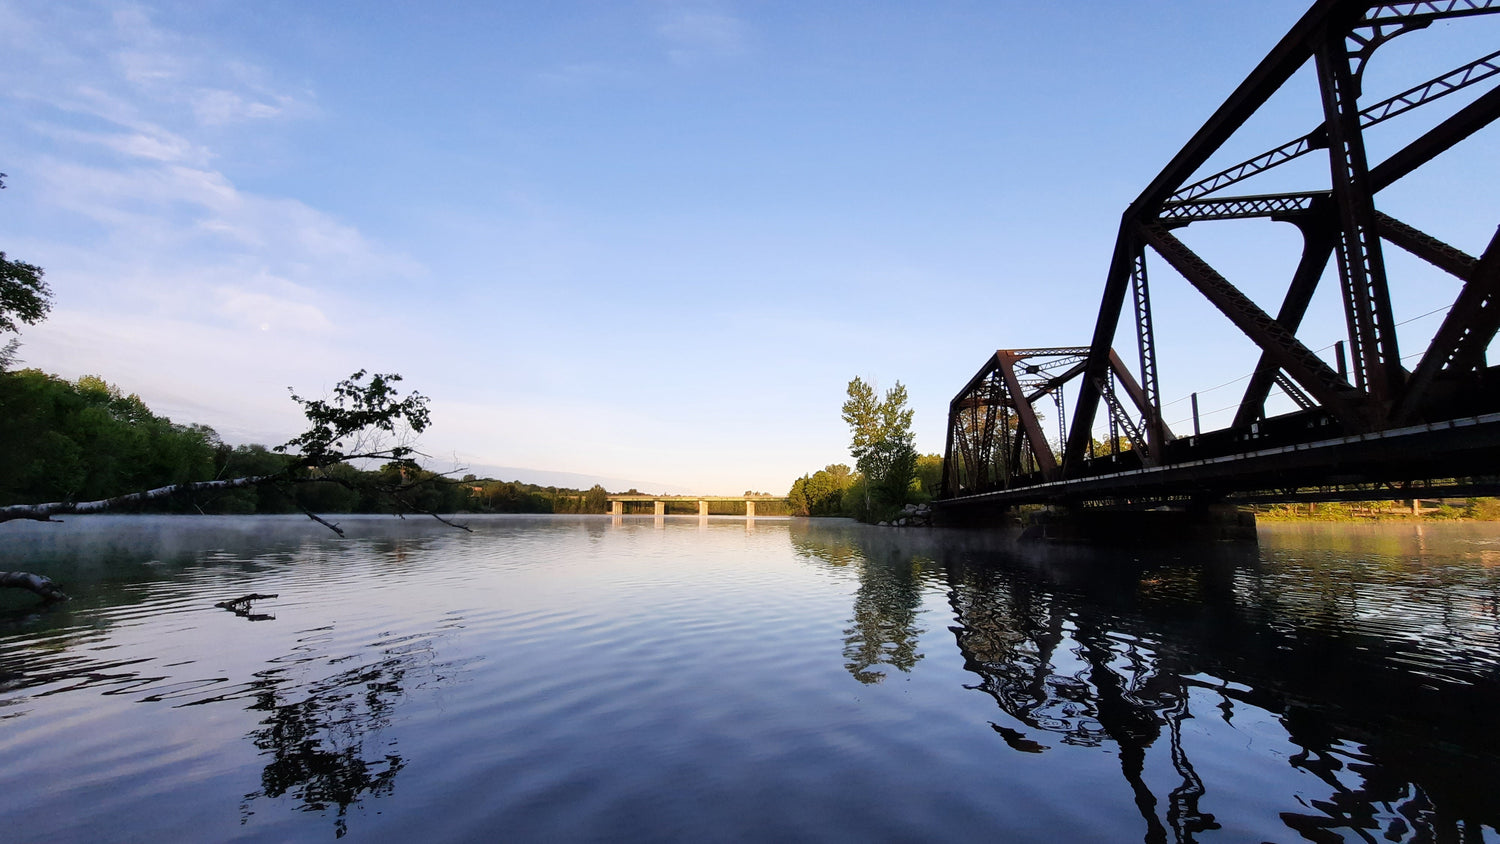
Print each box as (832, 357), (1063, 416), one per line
(4, 366), (1494, 524)
(1253, 499), (1500, 521)
(0, 367), (624, 516)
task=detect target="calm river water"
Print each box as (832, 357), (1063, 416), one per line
(1, 515), (1498, 842)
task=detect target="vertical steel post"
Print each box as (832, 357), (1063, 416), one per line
(1055, 387), (1067, 454)
(1316, 28), (1401, 404)
(1191, 393), (1201, 436)
(1106, 378), (1121, 456)
(1130, 246), (1166, 456)
(940, 400), (958, 497)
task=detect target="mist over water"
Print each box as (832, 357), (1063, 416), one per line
(2, 515), (1498, 842)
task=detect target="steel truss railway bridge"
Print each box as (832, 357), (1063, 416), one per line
(938, 0), (1500, 524)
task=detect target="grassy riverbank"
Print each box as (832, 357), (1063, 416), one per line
(1253, 498), (1500, 522)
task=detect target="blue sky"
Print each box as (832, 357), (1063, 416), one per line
(3, 1), (1496, 493)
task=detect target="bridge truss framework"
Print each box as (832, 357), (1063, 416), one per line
(942, 0), (1500, 509)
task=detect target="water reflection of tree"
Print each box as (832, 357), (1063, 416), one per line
(789, 523), (929, 684)
(843, 552), (928, 684)
(240, 629), (447, 838)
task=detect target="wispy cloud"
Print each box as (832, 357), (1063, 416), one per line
(655, 1), (750, 65)
(103, 4), (315, 126)
(215, 278), (333, 333)
(3, 0), (419, 287)
(31, 155), (421, 312)
(1, 1), (421, 444)
(25, 120), (207, 165)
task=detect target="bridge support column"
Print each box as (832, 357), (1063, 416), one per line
(745, 501), (756, 518)
(654, 500), (665, 517)
(610, 500), (622, 517)
(698, 500), (709, 517)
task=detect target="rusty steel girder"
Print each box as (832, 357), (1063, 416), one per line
(1058, 0), (1500, 479)
(941, 0), (1500, 506)
(941, 349), (1172, 498)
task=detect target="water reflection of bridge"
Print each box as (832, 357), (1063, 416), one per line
(789, 521), (1500, 843)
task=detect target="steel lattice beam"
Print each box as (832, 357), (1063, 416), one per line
(1171, 50), (1500, 203)
(942, 348), (1158, 497)
(1370, 82), (1500, 189)
(1363, 1), (1500, 25)
(1160, 193), (1323, 224)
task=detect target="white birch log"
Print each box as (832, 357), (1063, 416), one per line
(0, 474), (276, 524)
(0, 571), (68, 602)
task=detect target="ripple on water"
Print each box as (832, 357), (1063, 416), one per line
(2, 517), (1500, 841)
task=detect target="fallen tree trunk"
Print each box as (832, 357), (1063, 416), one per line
(0, 474), (276, 525)
(0, 370), (461, 604)
(0, 571), (68, 602)
(0, 475), (275, 604)
(0, 471), (469, 603)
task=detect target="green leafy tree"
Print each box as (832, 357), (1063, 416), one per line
(788, 464), (854, 516)
(913, 454), (943, 500)
(583, 484), (609, 514)
(842, 377), (917, 518)
(0, 173), (53, 371)
(0, 252), (49, 335)
(2, 370), (449, 529)
(788, 475), (813, 516)
(0, 371), (222, 506)
(278, 370), (429, 467)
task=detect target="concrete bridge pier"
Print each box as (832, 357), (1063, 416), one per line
(699, 500), (709, 516)
(611, 501), (623, 517)
(654, 500), (665, 517)
(745, 500), (756, 518)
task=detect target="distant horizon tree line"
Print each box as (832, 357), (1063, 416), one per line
(0, 367), (670, 517)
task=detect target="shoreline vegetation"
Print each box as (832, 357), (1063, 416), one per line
(0, 366), (779, 518)
(1252, 499), (1500, 522)
(7, 366), (1495, 526)
(785, 376), (941, 525)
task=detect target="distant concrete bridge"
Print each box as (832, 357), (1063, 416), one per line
(606, 494), (785, 517)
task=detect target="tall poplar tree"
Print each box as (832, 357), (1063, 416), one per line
(842, 377), (917, 514)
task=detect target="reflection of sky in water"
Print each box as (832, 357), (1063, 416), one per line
(1, 515), (1498, 842)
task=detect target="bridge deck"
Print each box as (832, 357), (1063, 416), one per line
(605, 495), (784, 502)
(604, 494), (786, 518)
(940, 411), (1500, 511)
